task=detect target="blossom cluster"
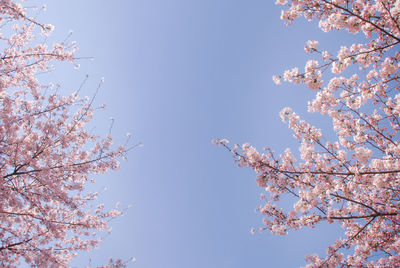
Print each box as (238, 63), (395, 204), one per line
(218, 0), (400, 267)
(0, 1), (128, 266)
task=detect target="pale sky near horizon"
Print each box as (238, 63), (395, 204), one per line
(27, 1), (364, 267)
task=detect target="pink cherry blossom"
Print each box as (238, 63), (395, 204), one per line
(216, 0), (400, 267)
(0, 1), (128, 267)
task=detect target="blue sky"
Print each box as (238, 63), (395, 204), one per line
(32, 1), (362, 267)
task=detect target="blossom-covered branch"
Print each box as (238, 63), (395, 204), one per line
(0, 1), (130, 266)
(216, 0), (400, 266)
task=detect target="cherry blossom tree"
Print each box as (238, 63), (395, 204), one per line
(215, 0), (400, 266)
(0, 1), (130, 266)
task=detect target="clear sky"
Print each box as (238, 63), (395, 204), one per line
(30, 1), (363, 267)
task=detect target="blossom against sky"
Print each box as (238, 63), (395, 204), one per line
(37, 1), (364, 267)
